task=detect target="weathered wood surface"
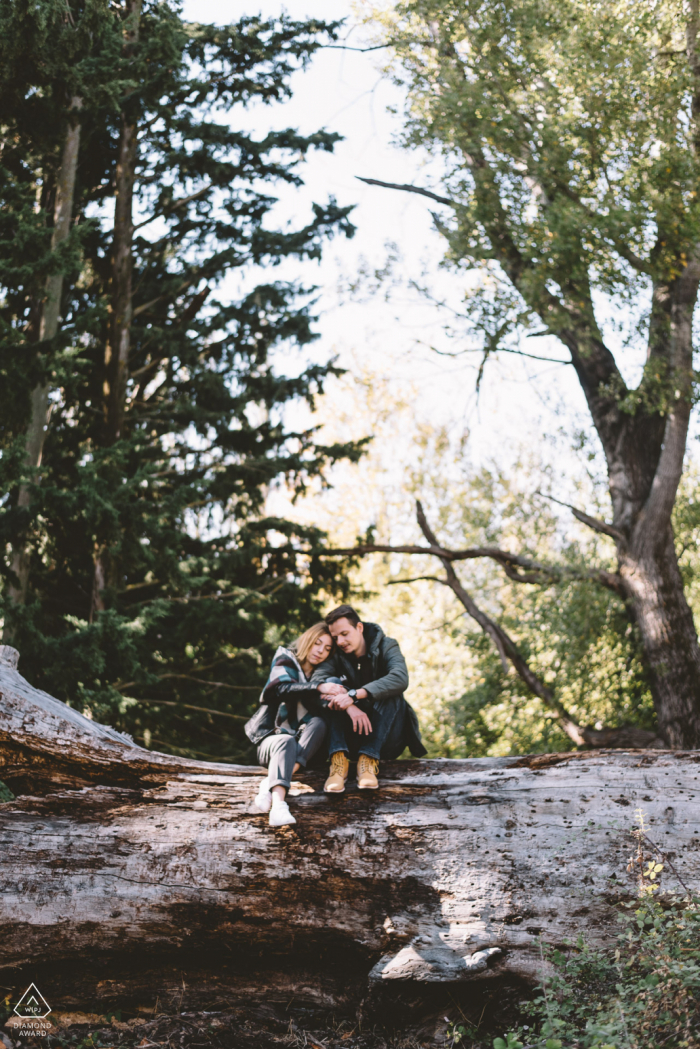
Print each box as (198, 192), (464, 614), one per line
(1, 645), (700, 1023)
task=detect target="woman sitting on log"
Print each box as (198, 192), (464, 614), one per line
(245, 622), (336, 827)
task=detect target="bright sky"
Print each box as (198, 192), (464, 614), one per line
(178, 0), (673, 529)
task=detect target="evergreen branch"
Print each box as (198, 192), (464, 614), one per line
(132, 267), (212, 318)
(132, 184), (212, 232)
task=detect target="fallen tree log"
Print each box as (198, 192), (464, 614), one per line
(1, 645), (699, 1029)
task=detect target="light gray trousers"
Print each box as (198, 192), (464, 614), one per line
(256, 716), (327, 789)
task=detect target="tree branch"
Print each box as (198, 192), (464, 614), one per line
(129, 698), (249, 720)
(357, 147), (628, 464)
(356, 176), (458, 208)
(535, 490), (625, 544)
(413, 501), (592, 745)
(323, 502), (656, 748)
(132, 184), (212, 232)
(132, 268), (210, 318)
(414, 503), (661, 748)
(323, 536), (624, 595)
(322, 44), (388, 52)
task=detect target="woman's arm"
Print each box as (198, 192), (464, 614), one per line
(270, 680), (326, 714)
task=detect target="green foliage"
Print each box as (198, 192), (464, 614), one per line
(335, 408), (656, 756)
(0, 780), (14, 802)
(0, 994), (11, 1028)
(492, 893), (700, 1049)
(369, 0), (699, 298)
(0, 1), (360, 761)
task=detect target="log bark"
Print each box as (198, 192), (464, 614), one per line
(1, 645), (699, 1027)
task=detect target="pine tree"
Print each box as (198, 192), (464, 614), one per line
(0, 1), (360, 762)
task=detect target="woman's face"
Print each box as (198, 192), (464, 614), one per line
(308, 632), (333, 666)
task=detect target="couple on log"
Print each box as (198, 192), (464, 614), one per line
(244, 604), (427, 827)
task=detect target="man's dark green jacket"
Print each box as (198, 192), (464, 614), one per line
(310, 621), (427, 757)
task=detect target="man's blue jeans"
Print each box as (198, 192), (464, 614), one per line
(327, 696), (406, 760)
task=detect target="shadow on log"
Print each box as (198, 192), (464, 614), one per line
(1, 645), (699, 1031)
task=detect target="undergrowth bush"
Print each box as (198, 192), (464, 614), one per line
(487, 813), (700, 1049)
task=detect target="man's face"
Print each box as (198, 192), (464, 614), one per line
(329, 617), (365, 655)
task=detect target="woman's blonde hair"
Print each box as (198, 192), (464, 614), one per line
(294, 621), (332, 666)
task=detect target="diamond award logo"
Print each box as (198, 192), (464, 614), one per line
(14, 983), (51, 1020)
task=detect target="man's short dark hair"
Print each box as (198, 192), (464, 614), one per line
(325, 604), (361, 627)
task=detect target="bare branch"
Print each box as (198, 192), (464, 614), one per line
(324, 501), (654, 747)
(323, 537), (624, 595)
(536, 490), (625, 543)
(387, 575), (443, 586)
(414, 501), (591, 744)
(322, 44), (388, 52)
(427, 343), (570, 364)
(129, 698), (249, 720)
(356, 176), (458, 208)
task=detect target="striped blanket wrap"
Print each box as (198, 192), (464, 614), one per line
(263, 646), (312, 732)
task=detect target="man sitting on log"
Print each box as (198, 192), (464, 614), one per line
(310, 604), (427, 793)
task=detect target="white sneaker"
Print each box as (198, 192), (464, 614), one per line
(269, 798), (296, 827)
(254, 777), (272, 813)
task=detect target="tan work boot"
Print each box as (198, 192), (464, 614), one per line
(324, 751), (350, 793)
(357, 754), (379, 790)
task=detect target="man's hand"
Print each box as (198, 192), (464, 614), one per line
(347, 704), (372, 735)
(318, 682), (352, 710)
(328, 692), (353, 711)
(318, 682), (347, 698)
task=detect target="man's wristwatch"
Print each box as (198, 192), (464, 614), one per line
(347, 689), (358, 700)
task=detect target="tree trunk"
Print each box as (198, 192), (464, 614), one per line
(607, 260), (700, 748)
(92, 0), (142, 619)
(6, 98), (82, 611)
(620, 530), (700, 749)
(101, 110), (138, 448)
(1, 646), (698, 1028)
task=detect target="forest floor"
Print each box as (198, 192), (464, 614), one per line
(2, 1007), (484, 1049)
